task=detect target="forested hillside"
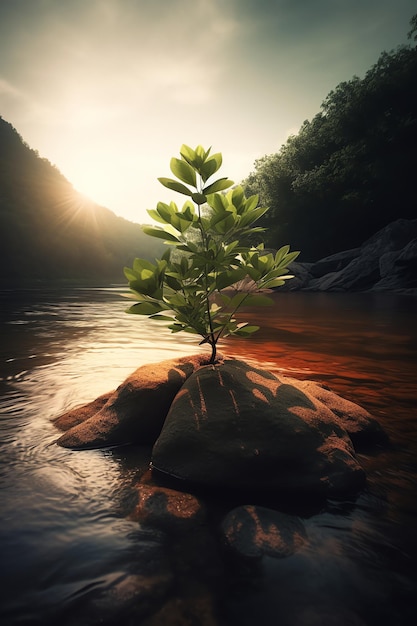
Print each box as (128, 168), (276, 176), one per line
(0, 117), (163, 283)
(244, 16), (417, 261)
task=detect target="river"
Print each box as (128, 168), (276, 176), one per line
(0, 287), (416, 625)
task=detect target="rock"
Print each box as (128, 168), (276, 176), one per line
(279, 261), (313, 291)
(304, 219), (417, 292)
(287, 378), (388, 449)
(373, 238), (417, 291)
(151, 359), (366, 498)
(52, 391), (113, 431)
(55, 353), (213, 449)
(308, 256), (380, 292)
(129, 483), (206, 533)
(379, 250), (403, 279)
(221, 505), (307, 560)
(310, 249), (360, 278)
(127, 477), (223, 626)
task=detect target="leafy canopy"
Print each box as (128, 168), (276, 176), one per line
(124, 144), (299, 363)
(243, 14), (417, 260)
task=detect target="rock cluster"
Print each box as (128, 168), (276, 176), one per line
(54, 355), (386, 499)
(280, 218), (417, 293)
(53, 354), (387, 624)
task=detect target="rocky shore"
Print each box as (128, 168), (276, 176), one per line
(280, 218), (417, 294)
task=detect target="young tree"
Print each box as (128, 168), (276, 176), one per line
(124, 144), (299, 363)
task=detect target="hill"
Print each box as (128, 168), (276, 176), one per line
(0, 116), (164, 283)
(244, 17), (417, 261)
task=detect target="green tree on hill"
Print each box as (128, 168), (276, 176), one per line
(244, 14), (417, 260)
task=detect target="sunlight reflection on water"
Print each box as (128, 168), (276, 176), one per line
(0, 287), (416, 626)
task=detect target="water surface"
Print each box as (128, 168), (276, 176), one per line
(0, 288), (416, 625)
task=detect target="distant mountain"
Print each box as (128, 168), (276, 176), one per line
(0, 116), (164, 283)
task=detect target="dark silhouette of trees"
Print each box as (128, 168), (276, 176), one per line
(244, 15), (417, 260)
(0, 117), (164, 282)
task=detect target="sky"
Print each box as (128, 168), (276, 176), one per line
(0, 0), (415, 224)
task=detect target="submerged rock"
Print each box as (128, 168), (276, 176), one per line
(129, 482), (206, 533)
(221, 505), (307, 560)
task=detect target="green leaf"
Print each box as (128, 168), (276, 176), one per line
(167, 292), (188, 308)
(181, 200), (196, 220)
(126, 301), (166, 315)
(155, 202), (176, 224)
(245, 194), (259, 212)
(261, 278), (286, 288)
(239, 206), (269, 227)
(275, 245), (290, 264)
(282, 250), (300, 265)
(149, 314), (175, 321)
(140, 268), (154, 280)
(203, 177), (234, 194)
(200, 153), (222, 181)
(229, 292), (250, 309)
(208, 192), (228, 212)
(179, 144), (196, 166)
(124, 267), (137, 281)
(142, 226), (180, 242)
(170, 157), (197, 187)
(147, 208), (168, 224)
(168, 323), (187, 333)
(216, 268), (246, 290)
(212, 213), (236, 234)
(244, 265), (262, 281)
(234, 325), (260, 336)
(195, 144), (210, 164)
(174, 215), (193, 233)
(158, 177), (193, 196)
(191, 192), (207, 205)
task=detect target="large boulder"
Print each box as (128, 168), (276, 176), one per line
(306, 219), (417, 292)
(151, 359), (369, 498)
(54, 353), (212, 449)
(310, 249), (360, 278)
(373, 238), (417, 291)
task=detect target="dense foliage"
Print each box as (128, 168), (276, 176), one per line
(244, 18), (417, 260)
(124, 144), (299, 363)
(0, 117), (164, 283)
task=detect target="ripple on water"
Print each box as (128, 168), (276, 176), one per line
(0, 288), (416, 626)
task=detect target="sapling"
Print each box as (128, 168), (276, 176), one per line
(124, 144), (299, 364)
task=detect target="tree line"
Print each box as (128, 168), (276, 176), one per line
(243, 15), (417, 261)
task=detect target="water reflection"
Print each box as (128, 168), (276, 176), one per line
(0, 287), (416, 625)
